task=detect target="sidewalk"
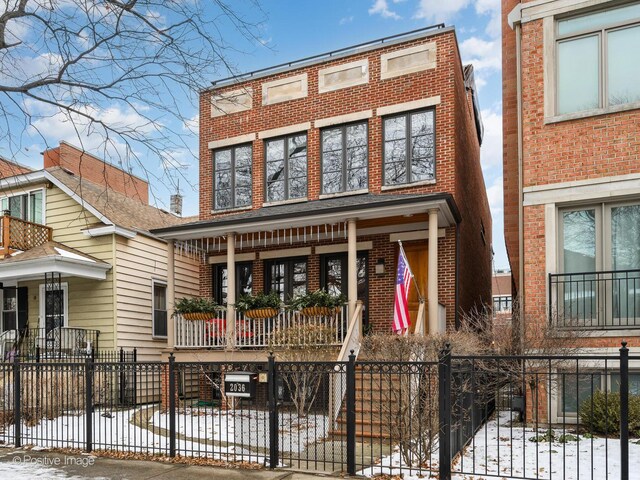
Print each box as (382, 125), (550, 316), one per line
(0, 448), (344, 480)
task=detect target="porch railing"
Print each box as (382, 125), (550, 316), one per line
(174, 306), (348, 349)
(0, 214), (52, 254)
(549, 269), (640, 329)
(4, 327), (101, 360)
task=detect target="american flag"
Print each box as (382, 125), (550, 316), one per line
(393, 245), (413, 333)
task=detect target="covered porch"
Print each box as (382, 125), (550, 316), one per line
(154, 193), (460, 354)
(0, 241), (111, 360)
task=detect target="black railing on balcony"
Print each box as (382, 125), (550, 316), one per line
(13, 327), (100, 360)
(549, 269), (640, 329)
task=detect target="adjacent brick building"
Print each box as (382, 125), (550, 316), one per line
(154, 26), (492, 360)
(503, 0), (640, 422)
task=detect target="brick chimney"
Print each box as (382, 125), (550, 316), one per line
(43, 142), (149, 203)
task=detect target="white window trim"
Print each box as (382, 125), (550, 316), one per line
(0, 187), (46, 224)
(152, 279), (168, 339)
(38, 282), (69, 330)
(0, 281), (17, 332)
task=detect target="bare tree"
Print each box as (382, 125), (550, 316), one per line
(0, 0), (264, 201)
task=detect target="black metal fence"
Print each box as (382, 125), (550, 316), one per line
(0, 327), (102, 361)
(0, 345), (635, 479)
(549, 269), (640, 329)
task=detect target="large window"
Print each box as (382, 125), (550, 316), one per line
(321, 122), (368, 194)
(493, 295), (512, 313)
(212, 262), (253, 306)
(265, 133), (307, 202)
(556, 2), (640, 115)
(559, 202), (640, 323)
(383, 109), (435, 186)
(265, 257), (307, 301)
(152, 282), (167, 338)
(0, 190), (43, 224)
(213, 144), (252, 210)
(559, 371), (640, 415)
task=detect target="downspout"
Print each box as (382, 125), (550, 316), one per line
(455, 221), (460, 329)
(515, 21), (525, 344)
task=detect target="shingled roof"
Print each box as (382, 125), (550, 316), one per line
(46, 167), (190, 234)
(0, 241), (108, 265)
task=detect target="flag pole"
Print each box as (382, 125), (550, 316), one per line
(398, 240), (425, 301)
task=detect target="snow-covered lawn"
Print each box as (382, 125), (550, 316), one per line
(0, 405), (329, 465)
(360, 411), (640, 480)
(153, 408), (329, 453)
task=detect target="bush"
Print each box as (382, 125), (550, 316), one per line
(235, 291), (282, 312)
(174, 297), (221, 315)
(579, 391), (640, 437)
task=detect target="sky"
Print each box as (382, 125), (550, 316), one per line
(0, 0), (507, 271)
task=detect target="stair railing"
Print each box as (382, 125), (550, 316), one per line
(330, 300), (364, 425)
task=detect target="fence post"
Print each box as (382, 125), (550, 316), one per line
(35, 345), (40, 363)
(346, 350), (356, 476)
(268, 352), (279, 469)
(85, 356), (93, 452)
(13, 355), (20, 448)
(119, 347), (125, 405)
(620, 341), (629, 480)
(168, 353), (176, 458)
(439, 343), (452, 480)
(132, 348), (138, 405)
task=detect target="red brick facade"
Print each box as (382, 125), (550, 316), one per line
(502, 0), (640, 349)
(196, 29), (492, 332)
(43, 142), (149, 203)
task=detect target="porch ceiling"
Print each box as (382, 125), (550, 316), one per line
(152, 193), (460, 241)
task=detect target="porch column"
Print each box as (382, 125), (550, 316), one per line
(428, 209), (440, 334)
(347, 219), (357, 320)
(226, 232), (236, 349)
(167, 240), (175, 348)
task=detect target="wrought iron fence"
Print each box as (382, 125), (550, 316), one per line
(0, 345), (635, 479)
(549, 269), (640, 329)
(1, 327), (102, 361)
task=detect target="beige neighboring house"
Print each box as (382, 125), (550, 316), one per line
(0, 142), (199, 361)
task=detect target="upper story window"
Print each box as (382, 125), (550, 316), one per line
(0, 190), (44, 224)
(383, 109), (435, 186)
(321, 122), (368, 195)
(556, 2), (640, 115)
(265, 134), (307, 203)
(152, 281), (167, 338)
(213, 144), (252, 210)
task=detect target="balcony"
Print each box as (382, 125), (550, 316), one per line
(549, 269), (640, 329)
(0, 214), (53, 256)
(174, 307), (348, 349)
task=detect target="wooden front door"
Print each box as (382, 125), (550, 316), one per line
(401, 241), (428, 333)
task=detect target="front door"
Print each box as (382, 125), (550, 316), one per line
(401, 241), (428, 333)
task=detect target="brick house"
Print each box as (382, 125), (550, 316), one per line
(503, 0), (640, 422)
(153, 25), (492, 362)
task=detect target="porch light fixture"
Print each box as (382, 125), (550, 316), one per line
(375, 258), (385, 275)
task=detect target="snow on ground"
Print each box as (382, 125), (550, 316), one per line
(152, 408), (329, 453)
(0, 405), (328, 465)
(360, 411), (640, 480)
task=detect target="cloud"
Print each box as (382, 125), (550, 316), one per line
(479, 106), (502, 171)
(368, 0), (401, 20)
(415, 0), (500, 38)
(459, 36), (501, 72)
(339, 15), (354, 25)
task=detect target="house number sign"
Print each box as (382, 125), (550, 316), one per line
(224, 372), (256, 399)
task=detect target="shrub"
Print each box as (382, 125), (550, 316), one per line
(173, 297), (221, 315)
(287, 289), (346, 311)
(270, 324), (337, 417)
(579, 391), (640, 437)
(235, 291), (282, 313)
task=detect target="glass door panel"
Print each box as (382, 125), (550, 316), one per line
(611, 204), (640, 324)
